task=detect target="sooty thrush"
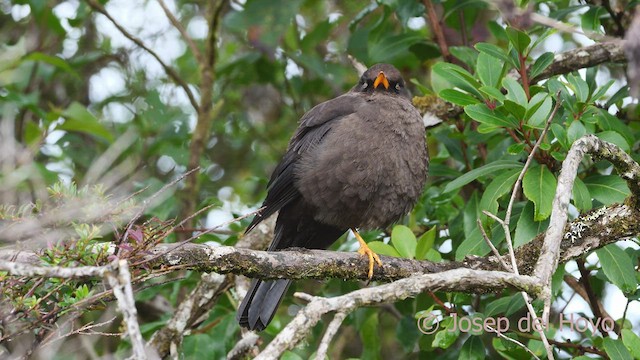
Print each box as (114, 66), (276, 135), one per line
(237, 63), (429, 331)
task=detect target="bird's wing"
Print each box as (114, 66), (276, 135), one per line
(246, 94), (362, 232)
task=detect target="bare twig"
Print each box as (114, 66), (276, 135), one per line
(486, 325), (541, 360)
(227, 332), (260, 360)
(157, 0), (203, 63)
(148, 272), (229, 358)
(105, 260), (150, 359)
(85, 0), (199, 111)
(179, 0), (227, 234)
(314, 311), (348, 360)
(477, 218), (511, 271)
(534, 135), (640, 325)
(255, 269), (542, 359)
(481, 96), (561, 360)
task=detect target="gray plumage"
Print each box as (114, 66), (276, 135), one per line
(238, 63), (428, 331)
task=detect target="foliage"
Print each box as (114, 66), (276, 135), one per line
(0, 0), (639, 359)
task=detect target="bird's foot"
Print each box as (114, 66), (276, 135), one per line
(351, 228), (383, 281)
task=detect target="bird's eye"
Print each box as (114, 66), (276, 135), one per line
(395, 83), (401, 91)
(361, 82), (368, 90)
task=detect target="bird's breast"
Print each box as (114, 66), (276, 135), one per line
(295, 99), (428, 230)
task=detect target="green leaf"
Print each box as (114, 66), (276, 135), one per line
(475, 42), (515, 67)
(572, 177), (592, 211)
(567, 121), (587, 145)
(416, 226), (437, 260)
(486, 294), (524, 316)
(59, 102), (114, 142)
(603, 337), (634, 360)
(507, 143), (526, 155)
(514, 202), (549, 247)
(621, 329), (640, 360)
(479, 85), (506, 102)
(443, 160), (523, 193)
(584, 175), (630, 205)
(502, 100), (526, 120)
(597, 108), (634, 145)
(525, 95), (552, 128)
(367, 241), (401, 258)
(432, 62), (483, 98)
(369, 33), (424, 63)
(479, 169), (521, 222)
(439, 89), (480, 106)
(503, 77), (528, 105)
(596, 131), (630, 152)
(596, 244), (638, 294)
(592, 79), (615, 102)
(477, 52), (503, 88)
(360, 311), (381, 359)
(551, 123), (569, 149)
(581, 6), (606, 33)
(506, 27), (531, 54)
(424, 248), (442, 262)
(567, 73), (590, 103)
(450, 46), (479, 68)
(391, 225), (417, 259)
(465, 103), (518, 129)
(432, 318), (460, 349)
(523, 165), (557, 221)
(529, 52), (554, 79)
(459, 336), (485, 360)
(25, 52), (79, 77)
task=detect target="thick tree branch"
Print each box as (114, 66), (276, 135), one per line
(531, 40), (627, 83)
(534, 135), (640, 323)
(2, 200), (638, 284)
(414, 40), (627, 121)
(256, 269), (542, 359)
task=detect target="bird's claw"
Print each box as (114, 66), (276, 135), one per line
(357, 244), (382, 281)
(352, 228), (383, 282)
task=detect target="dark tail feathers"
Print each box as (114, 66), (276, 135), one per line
(237, 278), (292, 331)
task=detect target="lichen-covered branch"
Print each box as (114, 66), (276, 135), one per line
(255, 269), (542, 359)
(2, 201), (638, 284)
(534, 135), (640, 324)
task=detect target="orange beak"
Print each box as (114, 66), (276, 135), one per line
(373, 71), (389, 89)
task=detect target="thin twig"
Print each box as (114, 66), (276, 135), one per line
(477, 219), (512, 271)
(105, 260), (148, 359)
(314, 311), (348, 360)
(157, 0), (203, 63)
(85, 0), (199, 111)
(481, 94), (561, 360)
(486, 325), (540, 360)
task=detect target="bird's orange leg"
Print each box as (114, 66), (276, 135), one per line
(351, 228), (383, 281)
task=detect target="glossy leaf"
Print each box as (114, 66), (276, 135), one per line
(391, 225), (417, 259)
(603, 337), (634, 360)
(443, 160), (523, 193)
(506, 27), (531, 54)
(523, 165), (557, 221)
(479, 169), (521, 223)
(529, 52), (554, 79)
(439, 89), (480, 106)
(477, 52), (503, 88)
(465, 103), (518, 129)
(416, 226), (436, 260)
(584, 175), (630, 205)
(572, 177), (592, 211)
(596, 244), (638, 294)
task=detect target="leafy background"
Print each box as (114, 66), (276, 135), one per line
(0, 0), (639, 359)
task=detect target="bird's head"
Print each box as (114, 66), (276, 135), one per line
(355, 63), (410, 99)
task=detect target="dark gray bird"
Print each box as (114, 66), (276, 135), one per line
(237, 63), (428, 331)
